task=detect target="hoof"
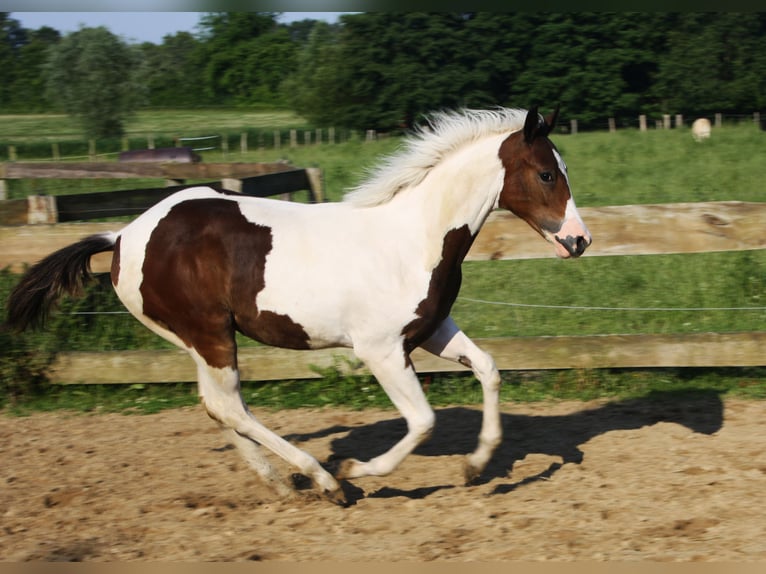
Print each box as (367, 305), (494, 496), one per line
(290, 473), (313, 491)
(325, 457), (361, 480)
(463, 460), (482, 486)
(324, 486), (349, 507)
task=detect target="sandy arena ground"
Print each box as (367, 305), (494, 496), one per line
(1, 392), (765, 561)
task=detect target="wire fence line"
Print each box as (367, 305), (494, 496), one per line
(177, 134), (220, 152)
(457, 296), (765, 312)
(68, 298), (766, 317)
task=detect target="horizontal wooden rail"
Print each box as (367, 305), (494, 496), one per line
(51, 168), (320, 221)
(0, 161), (296, 180)
(0, 165), (323, 225)
(1, 201), (763, 273)
(48, 332), (765, 385)
(469, 201), (766, 260)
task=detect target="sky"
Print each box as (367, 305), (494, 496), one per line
(10, 12), (350, 44)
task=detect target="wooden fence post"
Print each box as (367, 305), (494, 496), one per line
(305, 167), (324, 203)
(639, 115), (647, 132)
(290, 129), (297, 148)
(304, 131), (312, 145)
(329, 127), (335, 144)
(715, 113), (722, 128)
(147, 136), (155, 150)
(274, 130), (281, 150)
(240, 132), (248, 154)
(608, 118), (616, 133)
(755, 112), (761, 126)
(663, 114), (671, 129)
(27, 195), (58, 224)
(570, 119), (578, 135)
(221, 178), (242, 193)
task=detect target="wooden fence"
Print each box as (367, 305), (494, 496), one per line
(1, 182), (764, 383)
(0, 161), (324, 223)
(49, 332), (766, 385)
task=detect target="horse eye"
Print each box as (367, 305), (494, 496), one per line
(539, 171), (554, 183)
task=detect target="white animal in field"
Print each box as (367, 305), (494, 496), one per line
(692, 118), (711, 141)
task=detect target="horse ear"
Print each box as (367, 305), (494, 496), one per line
(523, 106), (540, 144)
(545, 105), (560, 133)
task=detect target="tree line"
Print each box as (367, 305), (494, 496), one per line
(1, 12), (765, 137)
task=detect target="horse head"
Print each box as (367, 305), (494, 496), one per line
(497, 106), (592, 258)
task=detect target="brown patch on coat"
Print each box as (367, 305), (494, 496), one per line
(140, 197), (310, 369)
(401, 225), (475, 363)
(496, 128), (570, 238)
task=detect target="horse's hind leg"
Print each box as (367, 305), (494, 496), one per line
(421, 317), (502, 483)
(194, 354), (344, 503)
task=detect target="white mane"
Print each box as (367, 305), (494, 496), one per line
(343, 107), (529, 207)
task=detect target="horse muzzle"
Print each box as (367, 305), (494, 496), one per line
(550, 199), (591, 259)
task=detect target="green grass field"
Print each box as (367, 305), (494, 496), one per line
(0, 108), (306, 141)
(1, 109), (764, 412)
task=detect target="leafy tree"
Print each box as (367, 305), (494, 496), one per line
(196, 12), (282, 104)
(11, 25), (61, 111)
(653, 13), (766, 115)
(302, 13), (480, 130)
(2, 11), (766, 130)
(283, 21), (345, 125)
(282, 17), (324, 43)
(44, 26), (142, 138)
(134, 31), (207, 107)
(0, 13), (26, 110)
(460, 13), (537, 108)
(216, 27), (298, 105)
(501, 13), (677, 125)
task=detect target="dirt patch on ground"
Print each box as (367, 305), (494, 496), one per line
(1, 392), (765, 561)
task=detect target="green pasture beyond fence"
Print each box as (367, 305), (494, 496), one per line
(0, 127), (369, 163)
(1, 110), (763, 164)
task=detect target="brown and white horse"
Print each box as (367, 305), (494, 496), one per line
(7, 107), (591, 504)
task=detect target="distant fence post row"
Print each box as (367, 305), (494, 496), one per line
(4, 127), (357, 164)
(3, 111), (764, 164)
(569, 111), (762, 135)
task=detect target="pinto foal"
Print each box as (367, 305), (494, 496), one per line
(7, 107), (591, 504)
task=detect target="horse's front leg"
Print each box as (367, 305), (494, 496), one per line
(335, 341), (435, 480)
(420, 316), (502, 483)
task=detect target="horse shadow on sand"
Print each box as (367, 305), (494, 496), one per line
(284, 389), (724, 504)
